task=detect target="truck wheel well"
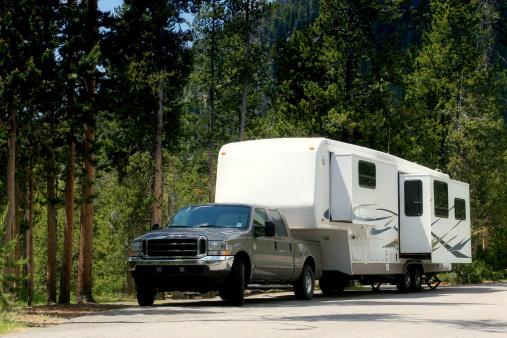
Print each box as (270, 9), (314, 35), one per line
(304, 257), (316, 273)
(234, 251), (251, 284)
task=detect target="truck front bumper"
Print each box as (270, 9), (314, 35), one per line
(128, 256), (235, 292)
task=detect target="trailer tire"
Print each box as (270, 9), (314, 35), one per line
(225, 261), (245, 306)
(396, 270), (412, 292)
(294, 264), (315, 300)
(409, 267), (422, 291)
(136, 281), (156, 306)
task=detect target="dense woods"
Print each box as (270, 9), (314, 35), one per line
(0, 0), (506, 306)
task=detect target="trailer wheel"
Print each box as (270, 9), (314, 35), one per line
(136, 280), (156, 306)
(294, 264), (315, 300)
(409, 267), (422, 291)
(225, 261), (245, 306)
(396, 270), (412, 292)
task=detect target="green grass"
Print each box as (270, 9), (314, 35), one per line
(0, 311), (25, 335)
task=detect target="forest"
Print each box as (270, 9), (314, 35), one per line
(0, 0), (506, 306)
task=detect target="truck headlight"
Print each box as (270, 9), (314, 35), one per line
(128, 241), (143, 257)
(208, 241), (230, 256)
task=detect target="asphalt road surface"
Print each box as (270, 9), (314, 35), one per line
(8, 283), (507, 338)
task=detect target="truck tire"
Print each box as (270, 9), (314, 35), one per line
(319, 273), (347, 296)
(136, 281), (156, 306)
(226, 261), (245, 306)
(409, 267), (422, 291)
(294, 264), (315, 300)
(218, 288), (229, 301)
(396, 270), (412, 292)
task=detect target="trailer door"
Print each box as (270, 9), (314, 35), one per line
(399, 175), (431, 256)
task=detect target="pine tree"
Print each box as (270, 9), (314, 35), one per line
(404, 0), (507, 256)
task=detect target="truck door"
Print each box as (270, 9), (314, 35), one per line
(399, 174), (432, 257)
(269, 210), (294, 281)
(251, 208), (278, 281)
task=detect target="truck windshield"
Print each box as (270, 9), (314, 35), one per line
(168, 205), (251, 229)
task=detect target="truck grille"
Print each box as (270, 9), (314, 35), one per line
(144, 237), (206, 258)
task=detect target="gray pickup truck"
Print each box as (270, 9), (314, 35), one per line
(128, 204), (322, 306)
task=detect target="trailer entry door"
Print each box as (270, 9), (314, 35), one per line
(399, 174), (431, 257)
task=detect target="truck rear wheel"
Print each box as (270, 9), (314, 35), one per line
(294, 264), (315, 300)
(319, 273), (348, 296)
(224, 261), (245, 306)
(136, 281), (156, 306)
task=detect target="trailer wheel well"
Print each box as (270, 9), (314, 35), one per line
(234, 251), (251, 284)
(407, 263), (424, 274)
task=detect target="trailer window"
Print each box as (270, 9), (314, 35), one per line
(434, 181), (448, 218)
(455, 198), (466, 220)
(404, 180), (423, 216)
(358, 160), (376, 189)
(269, 210), (288, 237)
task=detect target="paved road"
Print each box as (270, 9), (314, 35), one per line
(8, 283), (507, 338)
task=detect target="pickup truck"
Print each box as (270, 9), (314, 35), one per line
(128, 203), (322, 306)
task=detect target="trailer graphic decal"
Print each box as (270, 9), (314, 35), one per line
(431, 231), (471, 258)
(351, 206), (399, 236)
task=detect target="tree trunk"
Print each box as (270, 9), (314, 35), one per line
(46, 164), (58, 305)
(78, 115), (96, 303)
(344, 50), (355, 143)
(239, 0), (251, 142)
(152, 84), (164, 227)
(78, 110), (96, 303)
(25, 163), (34, 305)
(59, 139), (74, 304)
(208, 0), (217, 203)
(344, 0), (355, 144)
(77, 0), (97, 304)
(5, 99), (17, 289)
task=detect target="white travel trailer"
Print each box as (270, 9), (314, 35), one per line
(215, 138), (472, 292)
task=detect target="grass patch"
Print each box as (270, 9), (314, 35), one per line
(0, 301), (132, 335)
(0, 311), (26, 335)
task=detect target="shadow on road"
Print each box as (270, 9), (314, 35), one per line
(56, 283), (507, 334)
(145, 283), (503, 308)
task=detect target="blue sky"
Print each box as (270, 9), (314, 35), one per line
(99, 0), (122, 13)
(98, 0), (193, 30)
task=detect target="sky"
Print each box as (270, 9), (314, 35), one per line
(99, 0), (122, 14)
(98, 0), (193, 31)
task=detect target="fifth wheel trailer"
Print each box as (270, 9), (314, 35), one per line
(215, 138), (472, 292)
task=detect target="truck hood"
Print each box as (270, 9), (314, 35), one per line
(135, 227), (248, 242)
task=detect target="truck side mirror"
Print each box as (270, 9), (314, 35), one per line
(264, 221), (275, 237)
(151, 223), (160, 231)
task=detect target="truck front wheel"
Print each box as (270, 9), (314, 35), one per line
(136, 280), (156, 306)
(294, 264), (315, 300)
(223, 261), (245, 306)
